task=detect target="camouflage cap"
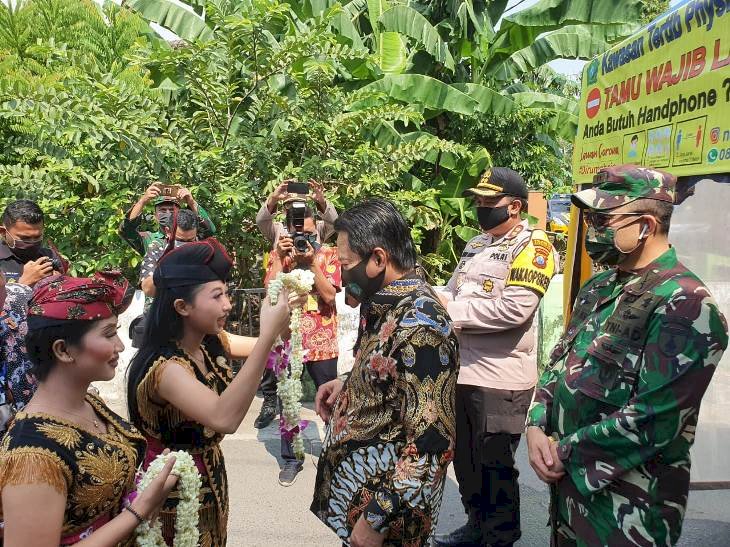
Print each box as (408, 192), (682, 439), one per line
(153, 196), (178, 206)
(463, 167), (528, 199)
(572, 164), (676, 211)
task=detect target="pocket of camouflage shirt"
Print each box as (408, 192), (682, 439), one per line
(578, 335), (641, 407)
(548, 323), (582, 364)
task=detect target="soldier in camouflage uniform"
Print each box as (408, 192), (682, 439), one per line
(118, 182), (216, 256)
(525, 165), (729, 546)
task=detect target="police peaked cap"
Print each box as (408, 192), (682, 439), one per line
(463, 167), (529, 200)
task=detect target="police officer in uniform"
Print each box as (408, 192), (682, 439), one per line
(436, 167), (557, 546)
(526, 165), (728, 546)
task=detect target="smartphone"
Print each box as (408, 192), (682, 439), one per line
(287, 181), (309, 195)
(158, 183), (181, 199)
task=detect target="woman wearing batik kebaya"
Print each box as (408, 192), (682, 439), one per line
(0, 272), (178, 546)
(126, 238), (300, 546)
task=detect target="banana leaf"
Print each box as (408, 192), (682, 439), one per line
(487, 24), (619, 82)
(127, 0), (213, 42)
(491, 0), (642, 57)
(357, 74), (479, 115)
(379, 5), (455, 71)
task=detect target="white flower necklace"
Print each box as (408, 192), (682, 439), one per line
(268, 269), (315, 458)
(135, 451), (202, 547)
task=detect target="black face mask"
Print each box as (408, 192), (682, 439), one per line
(5, 233), (42, 263)
(342, 256), (385, 305)
(476, 206), (510, 231)
(173, 239), (196, 248)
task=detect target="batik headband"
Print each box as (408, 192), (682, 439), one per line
(28, 271), (132, 329)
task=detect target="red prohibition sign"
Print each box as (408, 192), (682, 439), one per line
(586, 88), (601, 119)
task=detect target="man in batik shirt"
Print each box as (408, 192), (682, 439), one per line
(311, 199), (459, 547)
(526, 165), (728, 546)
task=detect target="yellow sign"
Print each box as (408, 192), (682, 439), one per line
(573, 1), (730, 183)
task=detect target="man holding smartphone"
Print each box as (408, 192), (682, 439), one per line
(255, 179), (338, 244)
(118, 182), (216, 256)
(263, 202), (341, 486)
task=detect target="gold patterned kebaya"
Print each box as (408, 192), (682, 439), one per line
(0, 394), (145, 545)
(135, 333), (232, 547)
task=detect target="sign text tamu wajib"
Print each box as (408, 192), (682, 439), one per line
(573, 0), (730, 183)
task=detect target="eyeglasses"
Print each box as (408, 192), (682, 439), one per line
(6, 232), (42, 245)
(583, 212), (646, 229)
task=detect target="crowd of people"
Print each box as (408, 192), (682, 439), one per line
(0, 164), (727, 547)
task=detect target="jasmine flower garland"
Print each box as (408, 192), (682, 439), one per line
(268, 269), (315, 458)
(135, 451), (202, 547)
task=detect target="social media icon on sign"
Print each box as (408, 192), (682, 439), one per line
(707, 149), (718, 163)
(710, 128), (720, 144)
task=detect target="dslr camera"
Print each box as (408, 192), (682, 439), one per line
(38, 248), (64, 272)
(286, 201), (310, 254)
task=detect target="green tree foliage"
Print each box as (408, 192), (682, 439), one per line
(0, 0), (664, 286)
(0, 0), (170, 276)
(0, 0), (475, 284)
(641, 0), (671, 24)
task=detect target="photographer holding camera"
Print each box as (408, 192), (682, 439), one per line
(0, 200), (67, 286)
(256, 179), (338, 244)
(119, 182), (216, 256)
(254, 179), (338, 432)
(0, 200), (69, 432)
(126, 209), (201, 349)
(262, 200), (341, 487)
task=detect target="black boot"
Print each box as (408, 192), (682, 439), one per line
(433, 516), (483, 546)
(254, 397), (277, 429)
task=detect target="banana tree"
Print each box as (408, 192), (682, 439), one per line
(127, 0), (650, 143)
(377, 0), (644, 135)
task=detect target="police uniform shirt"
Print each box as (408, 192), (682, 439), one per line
(443, 220), (557, 391)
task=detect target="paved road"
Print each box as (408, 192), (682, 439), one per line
(220, 396), (730, 546)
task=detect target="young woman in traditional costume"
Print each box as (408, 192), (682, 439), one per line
(0, 272), (178, 546)
(126, 238), (297, 546)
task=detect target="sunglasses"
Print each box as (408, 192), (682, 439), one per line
(583, 212), (646, 229)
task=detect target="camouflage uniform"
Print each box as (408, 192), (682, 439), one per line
(527, 165), (729, 546)
(118, 197), (216, 256)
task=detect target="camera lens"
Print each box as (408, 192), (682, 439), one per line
(294, 235), (309, 253)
